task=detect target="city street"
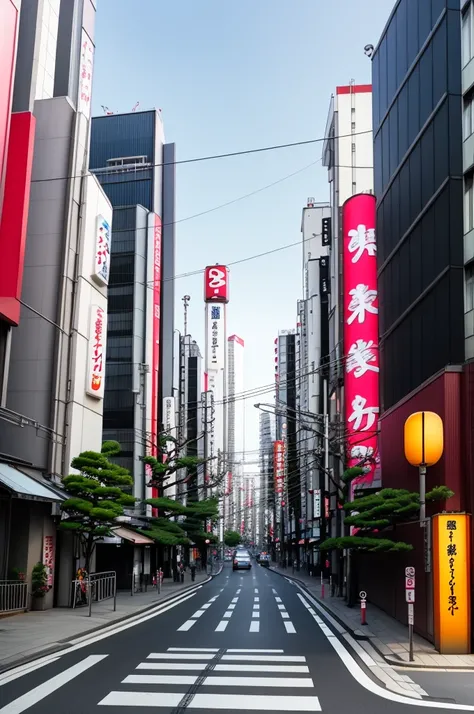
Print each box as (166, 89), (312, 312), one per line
(0, 563), (472, 713)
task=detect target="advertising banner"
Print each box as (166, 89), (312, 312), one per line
(151, 215), (162, 457)
(343, 193), (380, 487)
(86, 304), (107, 399)
(78, 30), (94, 118)
(204, 265), (229, 303)
(273, 440), (285, 523)
(92, 215), (111, 286)
(207, 304), (225, 370)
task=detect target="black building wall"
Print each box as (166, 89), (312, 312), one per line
(373, 0), (464, 411)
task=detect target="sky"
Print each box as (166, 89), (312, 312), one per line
(91, 0), (395, 455)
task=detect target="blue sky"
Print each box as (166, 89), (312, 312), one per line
(92, 0), (394, 453)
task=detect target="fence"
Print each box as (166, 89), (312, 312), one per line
(0, 580), (28, 613)
(71, 570), (116, 617)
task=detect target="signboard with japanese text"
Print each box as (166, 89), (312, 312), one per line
(273, 440), (285, 523)
(42, 535), (54, 589)
(207, 304), (225, 370)
(433, 513), (471, 654)
(204, 265), (229, 303)
(343, 193), (380, 488)
(151, 215), (162, 461)
(78, 30), (94, 118)
(86, 304), (107, 399)
(92, 215), (111, 286)
(313, 489), (321, 519)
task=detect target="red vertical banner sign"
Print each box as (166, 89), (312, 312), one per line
(343, 194), (380, 488)
(151, 215), (162, 502)
(0, 0), (19, 221)
(273, 440), (285, 522)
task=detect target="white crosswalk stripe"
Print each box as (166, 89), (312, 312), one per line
(97, 648), (321, 711)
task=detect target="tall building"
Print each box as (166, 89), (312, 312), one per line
(0, 0), (109, 606)
(227, 334), (244, 530)
(89, 111), (177, 509)
(372, 0), (464, 499)
(259, 411), (275, 550)
(176, 334), (203, 501)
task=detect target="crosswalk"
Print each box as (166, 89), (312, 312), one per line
(176, 587), (297, 635)
(97, 647), (322, 710)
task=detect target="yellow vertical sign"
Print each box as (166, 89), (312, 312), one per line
(433, 513), (471, 654)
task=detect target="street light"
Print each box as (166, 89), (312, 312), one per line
(404, 411), (444, 527)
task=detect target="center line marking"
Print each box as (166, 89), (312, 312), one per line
(275, 596), (282, 603)
(285, 621), (296, 634)
(249, 621), (260, 632)
(254, 588), (258, 593)
(254, 597), (259, 602)
(231, 597), (238, 603)
(177, 620), (196, 631)
(215, 620), (228, 632)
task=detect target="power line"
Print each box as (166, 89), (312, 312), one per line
(30, 129), (373, 185)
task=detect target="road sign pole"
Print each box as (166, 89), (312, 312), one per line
(405, 567), (415, 662)
(359, 590), (367, 626)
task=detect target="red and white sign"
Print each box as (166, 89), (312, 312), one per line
(273, 440), (285, 523)
(405, 566), (415, 602)
(0, 0), (19, 222)
(151, 215), (162, 472)
(78, 30), (94, 118)
(204, 265), (229, 303)
(92, 214), (111, 286)
(86, 304), (107, 399)
(42, 535), (54, 589)
(343, 193), (380, 487)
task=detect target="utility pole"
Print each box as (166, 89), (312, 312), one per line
(182, 295), (190, 336)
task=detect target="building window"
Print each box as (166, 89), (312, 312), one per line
(465, 174), (474, 234)
(463, 3), (474, 68)
(466, 263), (474, 312)
(464, 92), (474, 140)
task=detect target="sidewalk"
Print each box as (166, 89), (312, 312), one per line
(271, 565), (474, 670)
(0, 571), (210, 673)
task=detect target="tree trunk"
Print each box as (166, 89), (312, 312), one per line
(84, 533), (95, 573)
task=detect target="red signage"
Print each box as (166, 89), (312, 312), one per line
(204, 265), (229, 303)
(343, 194), (380, 487)
(0, 0), (19, 222)
(273, 440), (285, 494)
(150, 215), (162, 503)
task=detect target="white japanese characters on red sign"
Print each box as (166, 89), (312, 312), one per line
(204, 265), (229, 303)
(86, 305), (107, 399)
(78, 30), (94, 118)
(343, 194), (380, 489)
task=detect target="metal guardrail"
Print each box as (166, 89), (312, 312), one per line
(71, 570), (116, 617)
(0, 580), (28, 613)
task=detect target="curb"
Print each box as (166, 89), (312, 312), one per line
(0, 573), (215, 676)
(269, 567), (474, 673)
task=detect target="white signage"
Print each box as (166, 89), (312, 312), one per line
(406, 589), (415, 603)
(78, 30), (94, 118)
(313, 489), (321, 519)
(162, 397), (176, 435)
(408, 602), (414, 625)
(207, 304), (225, 369)
(86, 305), (107, 399)
(405, 566), (415, 578)
(92, 215), (111, 286)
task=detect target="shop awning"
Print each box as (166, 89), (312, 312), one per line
(112, 527), (155, 545)
(0, 463), (65, 502)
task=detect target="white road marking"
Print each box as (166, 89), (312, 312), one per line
(222, 655), (306, 662)
(123, 674), (197, 685)
(215, 620), (228, 632)
(137, 663), (205, 671)
(147, 653), (214, 660)
(297, 594), (311, 609)
(216, 664), (309, 673)
(277, 604), (285, 610)
(251, 611), (260, 618)
(226, 649), (284, 653)
(223, 610), (233, 618)
(281, 612), (290, 619)
(275, 597), (282, 603)
(202, 604), (212, 609)
(253, 604), (260, 610)
(254, 597), (259, 602)
(236, 588), (241, 593)
(272, 588), (278, 594)
(228, 604), (236, 609)
(231, 597), (238, 603)
(203, 676), (314, 688)
(249, 621), (260, 632)
(209, 596), (218, 602)
(2, 655), (107, 714)
(284, 622), (296, 634)
(177, 620), (196, 631)
(167, 648), (218, 652)
(0, 658), (60, 687)
(191, 609), (206, 618)
(254, 588), (258, 593)
(98, 692), (322, 710)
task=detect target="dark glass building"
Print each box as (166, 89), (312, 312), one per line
(372, 0), (464, 412)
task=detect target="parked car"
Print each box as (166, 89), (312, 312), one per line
(233, 553), (251, 570)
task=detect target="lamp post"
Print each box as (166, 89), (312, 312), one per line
(404, 411), (444, 527)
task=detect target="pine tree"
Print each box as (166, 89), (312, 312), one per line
(320, 467), (454, 553)
(60, 441), (135, 571)
(224, 530), (241, 548)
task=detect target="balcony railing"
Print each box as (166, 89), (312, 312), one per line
(0, 580), (28, 613)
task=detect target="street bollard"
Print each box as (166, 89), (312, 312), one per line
(320, 572), (325, 599)
(359, 590), (367, 626)
(329, 575), (333, 597)
(158, 568), (162, 594)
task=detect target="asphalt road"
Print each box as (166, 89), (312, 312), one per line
(0, 562), (472, 713)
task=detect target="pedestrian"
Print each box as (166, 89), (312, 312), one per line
(179, 562), (184, 583)
(190, 563), (196, 582)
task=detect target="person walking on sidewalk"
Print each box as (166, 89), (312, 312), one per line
(190, 563), (196, 582)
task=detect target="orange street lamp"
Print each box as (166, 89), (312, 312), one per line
(404, 411), (443, 527)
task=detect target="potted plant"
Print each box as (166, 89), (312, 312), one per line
(31, 562), (49, 610)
